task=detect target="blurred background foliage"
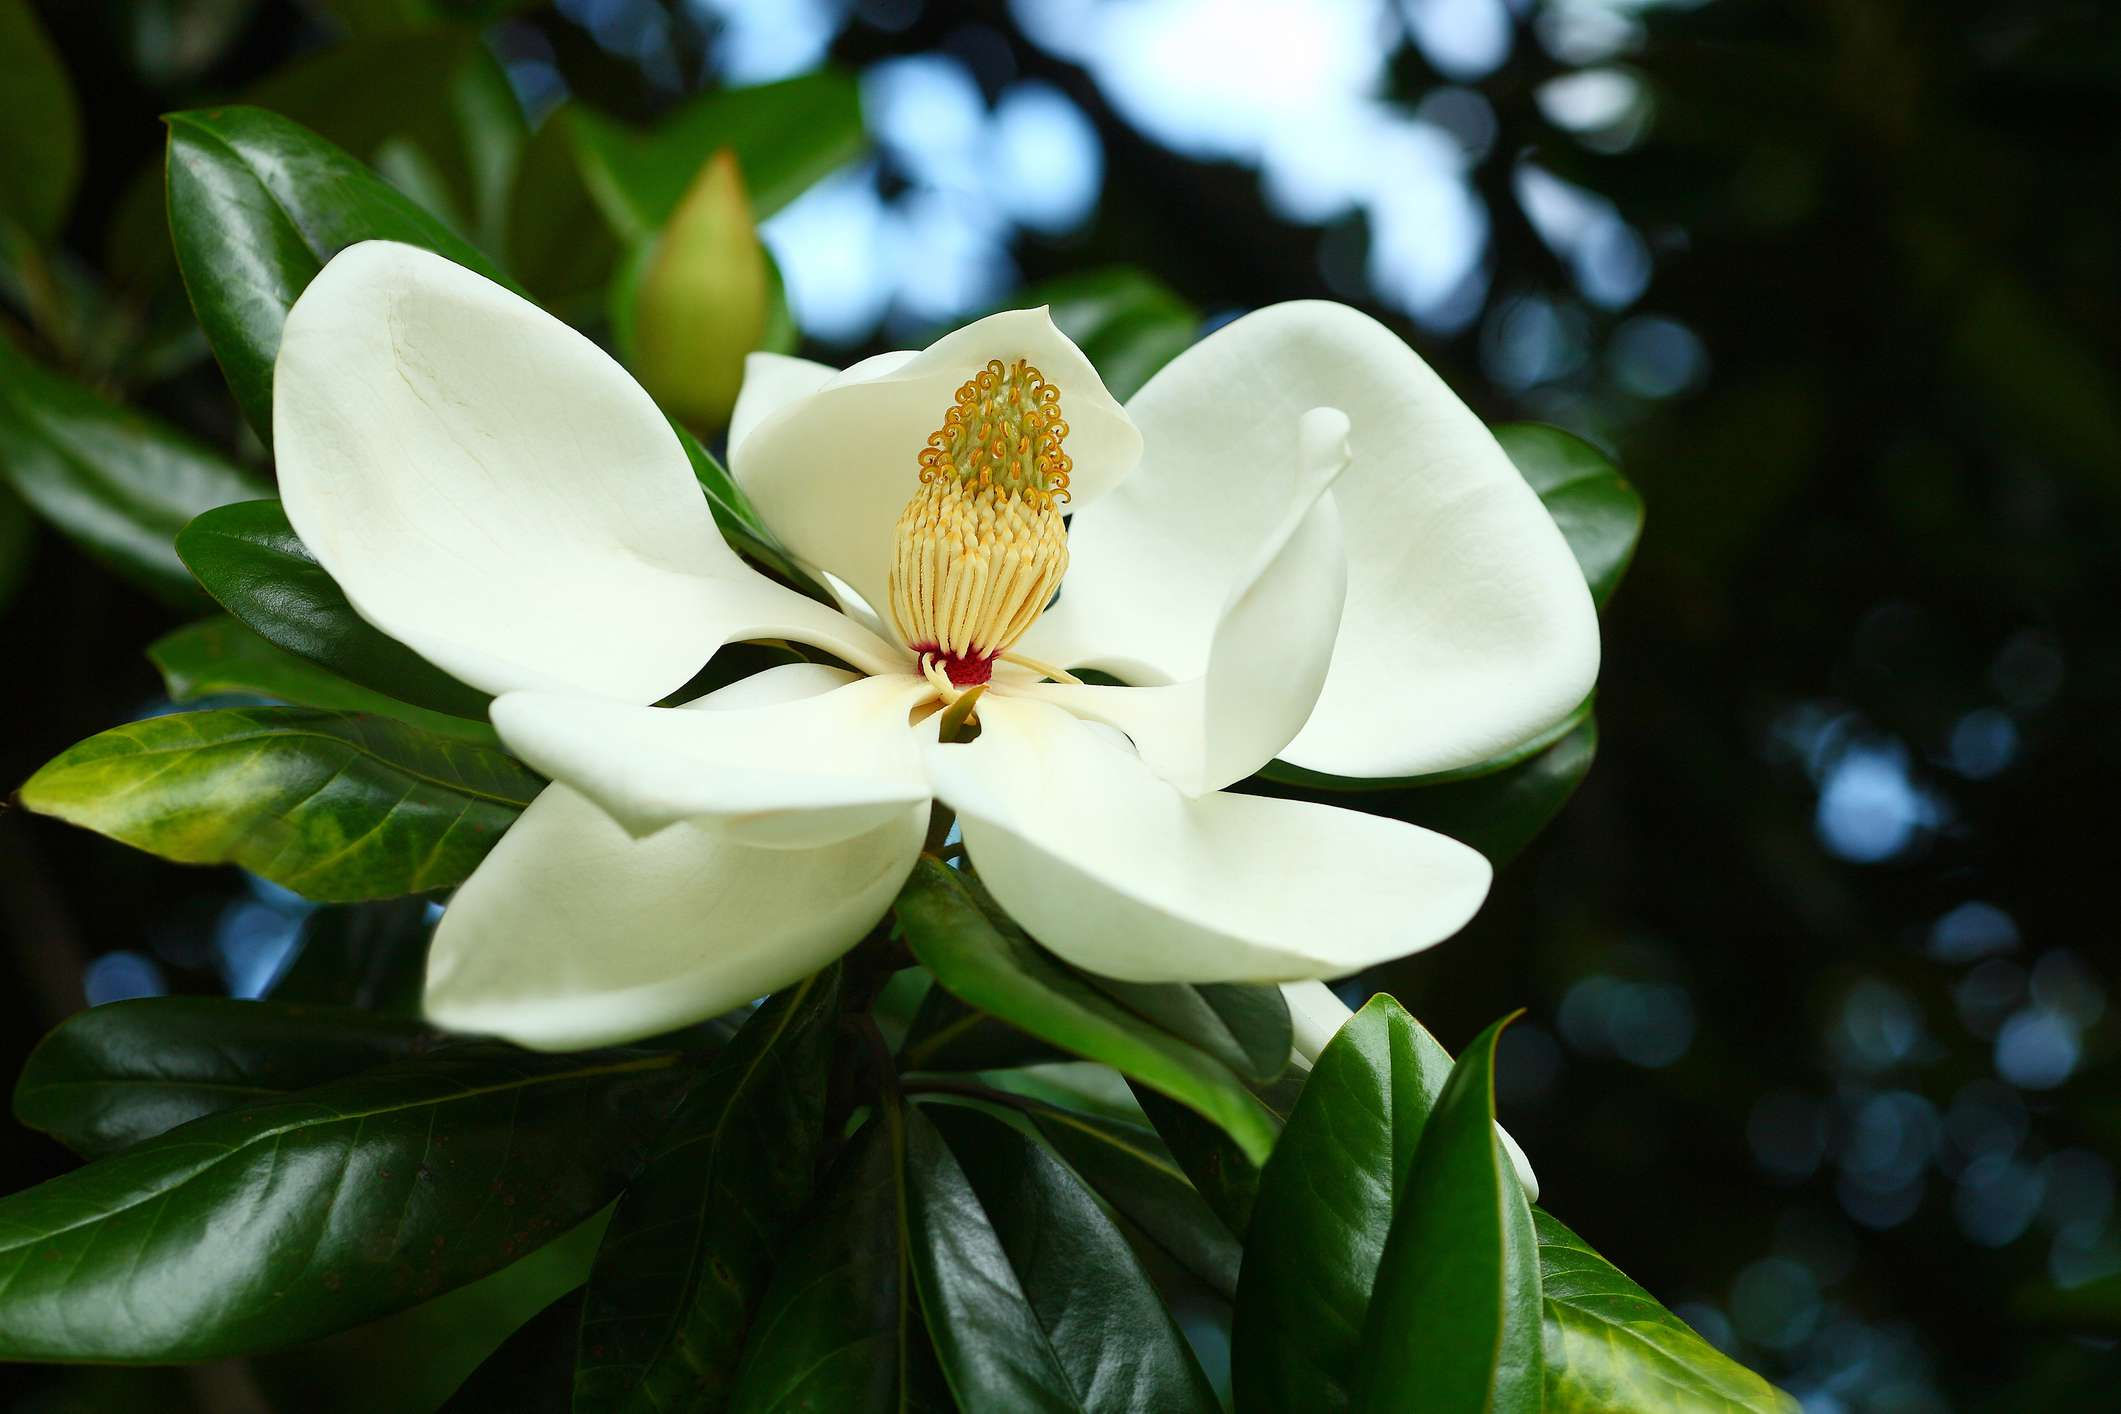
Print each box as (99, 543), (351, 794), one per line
(2, 0), (2117, 1410)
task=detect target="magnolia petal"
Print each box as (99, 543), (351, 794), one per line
(930, 695), (1492, 983)
(1023, 300), (1599, 779)
(730, 307), (1142, 631)
(490, 665), (935, 848)
(1009, 407), (1350, 794)
(728, 351), (835, 456)
(1281, 980), (1541, 1201)
(424, 783), (923, 1050)
(275, 242), (907, 702)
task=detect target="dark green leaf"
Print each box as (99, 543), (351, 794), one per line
(0, 0), (82, 238)
(895, 858), (1278, 1165)
(569, 72), (864, 240)
(574, 967), (841, 1413)
(13, 996), (433, 1156)
(1021, 267), (1200, 402)
(1354, 1017), (1542, 1413)
(18, 706), (540, 902)
(439, 1290), (582, 1414)
(728, 1103), (951, 1412)
(1025, 1103), (1243, 1303)
(1086, 977), (1292, 1085)
(165, 105), (512, 438)
(1129, 1067), (1305, 1237)
(504, 103), (621, 314)
(897, 1103), (1084, 1413)
(245, 30), (525, 251)
(1365, 712), (1600, 867)
(270, 898), (435, 1013)
(176, 499), (494, 719)
(1539, 1211), (1798, 1414)
(153, 615), (500, 745)
(1231, 995), (1456, 1412)
(0, 341), (268, 603)
(1494, 422), (1645, 611)
(0, 1045), (688, 1362)
(923, 1103), (1219, 1412)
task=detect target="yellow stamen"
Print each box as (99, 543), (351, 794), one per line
(890, 359), (1072, 683)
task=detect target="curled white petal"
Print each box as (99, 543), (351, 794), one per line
(929, 694), (1492, 982)
(424, 784), (923, 1050)
(1022, 300), (1599, 779)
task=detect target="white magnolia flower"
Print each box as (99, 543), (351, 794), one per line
(273, 241), (1597, 1051)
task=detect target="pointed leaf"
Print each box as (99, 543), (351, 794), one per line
(0, 1045), (688, 1362)
(900, 982), (1067, 1073)
(573, 967), (841, 1413)
(1353, 1016), (1542, 1412)
(1026, 1103), (1243, 1303)
(0, 341), (268, 603)
(1129, 1067), (1305, 1237)
(728, 1102), (951, 1412)
(176, 499), (494, 719)
(13, 996), (433, 1156)
(1538, 1211), (1798, 1414)
(1085, 977), (1291, 1085)
(895, 858), (1277, 1165)
(18, 706), (541, 901)
(1231, 995), (1456, 1412)
(923, 1103), (1219, 1412)
(165, 105), (513, 438)
(153, 615), (500, 745)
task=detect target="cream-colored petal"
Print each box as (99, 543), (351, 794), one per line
(274, 241), (908, 702)
(424, 783), (922, 1050)
(1025, 300), (1599, 779)
(730, 307), (1142, 627)
(929, 695), (1491, 983)
(729, 351), (836, 461)
(491, 666), (935, 848)
(1008, 407), (1349, 794)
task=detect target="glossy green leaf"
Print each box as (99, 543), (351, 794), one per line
(727, 1102), (951, 1412)
(1539, 1211), (1798, 1414)
(19, 706), (540, 902)
(13, 996), (433, 1157)
(1086, 977), (1291, 1085)
(165, 105), (512, 438)
(0, 1045), (688, 1362)
(0, 341), (268, 603)
(895, 857), (1278, 1165)
(270, 898), (435, 1013)
(569, 72), (864, 241)
(1354, 1017), (1542, 1413)
(1232, 995), (1456, 1412)
(1021, 266), (1200, 402)
(1494, 422), (1645, 612)
(1026, 1103), (1243, 1303)
(504, 102), (621, 313)
(894, 1103), (1088, 1413)
(439, 1290), (582, 1414)
(153, 615), (500, 745)
(923, 1103), (1219, 1412)
(574, 967), (841, 1413)
(1366, 712), (1600, 867)
(1129, 1067), (1305, 1237)
(245, 30), (525, 251)
(176, 499), (494, 719)
(0, 0), (82, 238)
